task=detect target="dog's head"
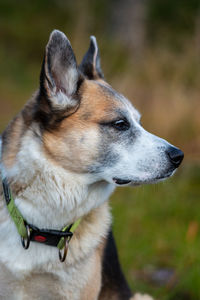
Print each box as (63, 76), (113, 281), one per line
(23, 30), (183, 186)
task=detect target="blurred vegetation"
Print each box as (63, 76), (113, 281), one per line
(112, 164), (200, 300)
(0, 1), (199, 299)
(148, 0), (200, 47)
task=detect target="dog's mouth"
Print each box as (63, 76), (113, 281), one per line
(113, 178), (131, 185)
(113, 171), (175, 186)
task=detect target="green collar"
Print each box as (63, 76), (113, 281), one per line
(2, 178), (81, 262)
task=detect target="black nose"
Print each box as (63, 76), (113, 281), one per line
(166, 147), (184, 167)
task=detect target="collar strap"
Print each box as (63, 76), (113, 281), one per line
(2, 178), (81, 252)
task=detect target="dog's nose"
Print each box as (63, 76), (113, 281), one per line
(166, 146), (184, 167)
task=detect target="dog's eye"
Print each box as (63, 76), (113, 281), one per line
(111, 119), (130, 131)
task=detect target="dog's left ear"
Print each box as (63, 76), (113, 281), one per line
(40, 30), (82, 112)
(79, 36), (104, 80)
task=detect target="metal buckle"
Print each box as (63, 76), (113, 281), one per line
(59, 236), (71, 262)
(21, 224), (31, 249)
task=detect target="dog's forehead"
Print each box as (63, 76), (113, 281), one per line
(80, 79), (140, 121)
(111, 90), (141, 122)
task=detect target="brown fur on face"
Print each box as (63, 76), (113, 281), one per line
(1, 78), (124, 175)
(42, 79), (123, 173)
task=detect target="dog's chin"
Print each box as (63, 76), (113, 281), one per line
(112, 170), (176, 186)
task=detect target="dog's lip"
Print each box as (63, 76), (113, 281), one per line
(134, 172), (175, 185)
(113, 178), (132, 185)
(113, 171), (174, 186)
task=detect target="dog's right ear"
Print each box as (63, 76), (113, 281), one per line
(39, 30), (82, 112)
(79, 36), (104, 80)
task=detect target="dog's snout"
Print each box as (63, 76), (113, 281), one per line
(166, 146), (184, 167)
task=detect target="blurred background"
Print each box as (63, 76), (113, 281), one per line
(0, 0), (199, 299)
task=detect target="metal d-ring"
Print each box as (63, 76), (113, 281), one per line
(59, 238), (70, 262)
(21, 224), (31, 249)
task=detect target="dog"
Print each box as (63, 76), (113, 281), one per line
(0, 30), (183, 300)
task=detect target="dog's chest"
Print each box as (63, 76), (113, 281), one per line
(0, 243), (102, 300)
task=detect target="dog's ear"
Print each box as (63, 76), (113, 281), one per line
(40, 30), (82, 111)
(79, 36), (104, 80)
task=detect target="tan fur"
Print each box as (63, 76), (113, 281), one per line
(2, 114), (25, 168)
(2, 94), (38, 170)
(81, 240), (106, 300)
(66, 202), (111, 266)
(43, 80), (122, 172)
(130, 294), (154, 300)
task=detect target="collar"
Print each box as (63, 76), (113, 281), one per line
(2, 177), (81, 262)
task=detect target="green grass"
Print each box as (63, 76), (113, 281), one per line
(111, 164), (200, 300)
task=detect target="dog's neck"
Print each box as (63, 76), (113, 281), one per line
(1, 132), (114, 230)
(0, 133), (114, 273)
